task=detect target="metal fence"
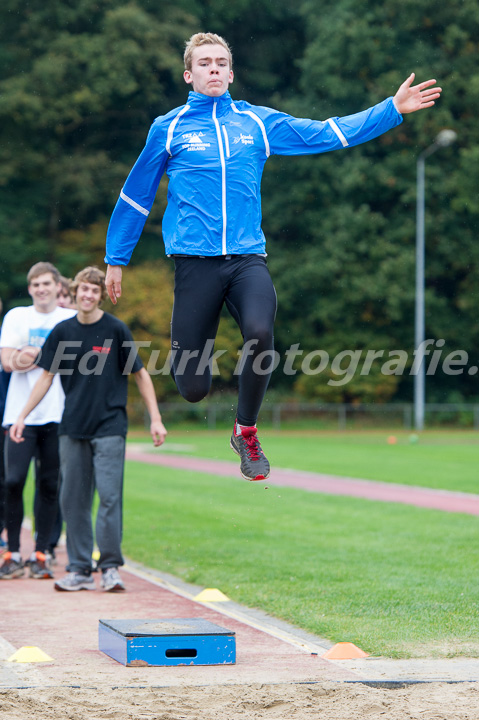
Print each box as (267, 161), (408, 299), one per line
(132, 401), (479, 430)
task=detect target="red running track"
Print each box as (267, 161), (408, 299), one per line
(125, 449), (479, 516)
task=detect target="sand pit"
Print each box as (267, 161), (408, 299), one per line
(2, 681), (479, 719)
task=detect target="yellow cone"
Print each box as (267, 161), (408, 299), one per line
(322, 642), (369, 660)
(8, 646), (54, 663)
(194, 588), (230, 602)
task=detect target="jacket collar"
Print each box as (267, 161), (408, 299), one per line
(187, 90), (233, 115)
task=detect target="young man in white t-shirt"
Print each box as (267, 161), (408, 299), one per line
(0, 262), (76, 579)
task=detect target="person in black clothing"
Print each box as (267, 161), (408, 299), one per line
(10, 267), (167, 592)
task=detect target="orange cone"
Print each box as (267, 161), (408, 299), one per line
(322, 642), (369, 659)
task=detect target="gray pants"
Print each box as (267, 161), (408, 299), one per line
(59, 435), (125, 575)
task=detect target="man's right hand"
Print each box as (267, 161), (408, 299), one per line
(105, 265), (123, 305)
(9, 421), (25, 444)
(393, 73), (442, 114)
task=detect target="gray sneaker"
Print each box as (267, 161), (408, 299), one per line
(100, 567), (125, 592)
(0, 553), (25, 579)
(54, 572), (96, 592)
(230, 424), (270, 481)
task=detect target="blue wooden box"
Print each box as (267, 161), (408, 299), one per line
(98, 618), (236, 667)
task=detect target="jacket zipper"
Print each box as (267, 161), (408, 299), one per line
(212, 101), (227, 255)
(221, 125), (231, 158)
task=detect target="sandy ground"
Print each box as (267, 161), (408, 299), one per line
(2, 682), (479, 719)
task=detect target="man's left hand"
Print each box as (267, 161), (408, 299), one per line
(151, 420), (168, 447)
(393, 73), (442, 114)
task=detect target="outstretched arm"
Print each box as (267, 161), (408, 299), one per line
(393, 73), (442, 114)
(9, 370), (54, 442)
(134, 367), (167, 447)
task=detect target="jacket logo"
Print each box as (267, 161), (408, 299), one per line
(233, 133), (254, 146)
(92, 346), (111, 354)
(181, 131), (211, 151)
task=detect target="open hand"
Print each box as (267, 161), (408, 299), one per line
(393, 73), (442, 114)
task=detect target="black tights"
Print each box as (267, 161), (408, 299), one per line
(171, 255), (277, 427)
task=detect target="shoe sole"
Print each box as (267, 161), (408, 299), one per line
(240, 470), (269, 481)
(230, 441), (270, 481)
(101, 583), (125, 592)
(30, 571), (54, 579)
(54, 583), (96, 591)
(0, 569), (25, 579)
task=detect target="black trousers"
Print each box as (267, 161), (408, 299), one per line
(171, 255), (277, 427)
(0, 429), (6, 535)
(4, 422), (60, 554)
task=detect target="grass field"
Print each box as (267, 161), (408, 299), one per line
(121, 428), (479, 658)
(130, 427), (479, 493)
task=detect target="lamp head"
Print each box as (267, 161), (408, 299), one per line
(435, 129), (457, 147)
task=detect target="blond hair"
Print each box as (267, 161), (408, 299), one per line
(71, 266), (108, 304)
(184, 33), (233, 71)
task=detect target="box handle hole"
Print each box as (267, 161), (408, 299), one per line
(165, 648), (198, 658)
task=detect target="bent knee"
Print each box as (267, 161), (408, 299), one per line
(242, 327), (274, 352)
(175, 378), (211, 404)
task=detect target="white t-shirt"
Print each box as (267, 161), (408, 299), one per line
(0, 305), (77, 426)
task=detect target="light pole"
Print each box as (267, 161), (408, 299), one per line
(414, 129), (457, 431)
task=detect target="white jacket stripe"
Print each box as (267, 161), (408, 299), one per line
(120, 190), (149, 216)
(212, 101), (228, 254)
(166, 105), (191, 155)
(327, 118), (349, 147)
(231, 103), (270, 157)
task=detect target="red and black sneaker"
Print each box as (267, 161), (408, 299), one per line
(230, 422), (270, 481)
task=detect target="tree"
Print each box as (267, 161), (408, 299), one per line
(0, 0), (196, 304)
(262, 0), (479, 402)
(1, 0), (478, 405)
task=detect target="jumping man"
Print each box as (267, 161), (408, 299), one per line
(105, 33), (441, 481)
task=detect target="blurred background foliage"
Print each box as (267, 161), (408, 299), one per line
(1, 0), (477, 404)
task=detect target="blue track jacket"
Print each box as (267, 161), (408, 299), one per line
(105, 90), (402, 263)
